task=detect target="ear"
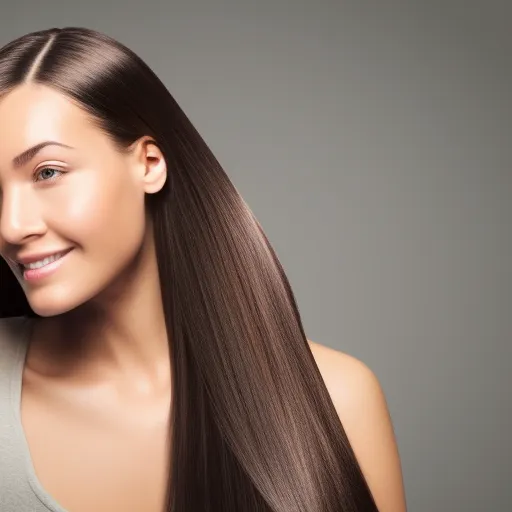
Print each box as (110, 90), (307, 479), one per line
(129, 136), (167, 194)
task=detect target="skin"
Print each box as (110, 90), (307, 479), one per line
(0, 84), (407, 511)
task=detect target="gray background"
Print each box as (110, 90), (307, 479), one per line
(1, 1), (510, 510)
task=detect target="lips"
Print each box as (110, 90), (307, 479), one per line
(17, 248), (73, 271)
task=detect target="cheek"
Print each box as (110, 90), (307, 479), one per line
(59, 170), (146, 258)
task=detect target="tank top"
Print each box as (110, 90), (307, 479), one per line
(0, 316), (69, 512)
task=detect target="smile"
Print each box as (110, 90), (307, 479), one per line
(22, 250), (70, 270)
(20, 248), (74, 282)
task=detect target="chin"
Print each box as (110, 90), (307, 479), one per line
(24, 285), (86, 318)
(28, 301), (78, 318)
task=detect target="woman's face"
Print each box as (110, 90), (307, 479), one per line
(0, 83), (167, 317)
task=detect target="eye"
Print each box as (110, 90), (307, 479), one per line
(34, 167), (64, 183)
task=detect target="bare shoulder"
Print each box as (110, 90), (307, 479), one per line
(307, 339), (407, 512)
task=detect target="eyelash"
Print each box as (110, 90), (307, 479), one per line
(33, 167), (64, 183)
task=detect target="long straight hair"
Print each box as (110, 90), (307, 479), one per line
(0, 27), (378, 511)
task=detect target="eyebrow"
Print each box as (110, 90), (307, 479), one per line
(12, 141), (74, 169)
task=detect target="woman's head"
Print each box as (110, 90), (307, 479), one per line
(0, 27), (194, 318)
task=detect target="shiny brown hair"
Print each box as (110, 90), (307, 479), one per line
(0, 27), (378, 511)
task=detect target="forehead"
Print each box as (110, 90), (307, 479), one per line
(0, 84), (97, 160)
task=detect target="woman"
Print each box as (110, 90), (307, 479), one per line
(0, 27), (406, 511)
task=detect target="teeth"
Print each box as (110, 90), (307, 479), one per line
(24, 251), (66, 270)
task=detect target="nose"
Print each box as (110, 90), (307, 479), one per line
(0, 186), (46, 245)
